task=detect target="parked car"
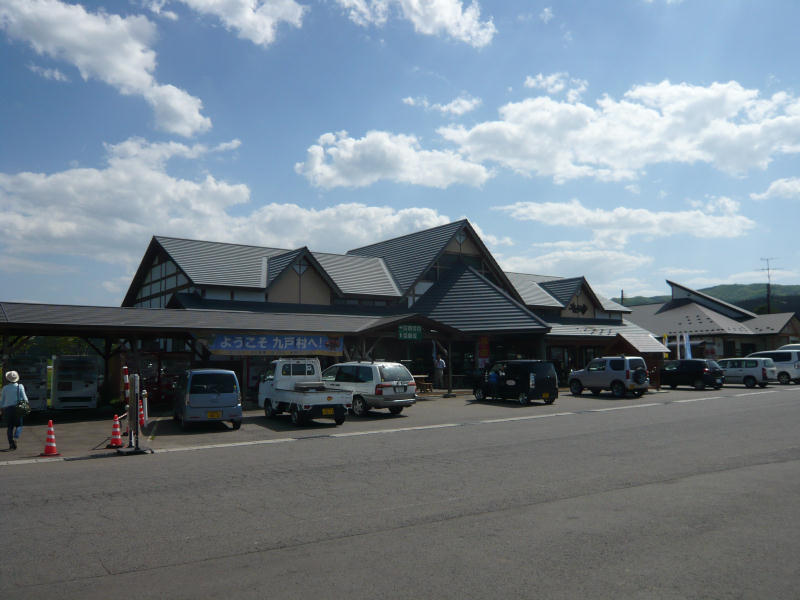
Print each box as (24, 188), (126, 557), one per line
(747, 350), (800, 384)
(777, 343), (800, 350)
(173, 369), (243, 430)
(473, 360), (558, 405)
(660, 359), (724, 390)
(321, 361), (416, 416)
(716, 357), (777, 388)
(568, 356), (649, 398)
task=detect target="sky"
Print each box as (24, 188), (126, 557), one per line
(2, 0), (799, 307)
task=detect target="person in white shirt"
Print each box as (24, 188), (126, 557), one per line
(1, 370), (27, 450)
(434, 355), (446, 389)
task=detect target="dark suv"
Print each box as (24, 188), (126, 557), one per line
(660, 359), (724, 390)
(473, 360), (558, 405)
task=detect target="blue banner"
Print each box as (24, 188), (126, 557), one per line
(209, 334), (343, 356)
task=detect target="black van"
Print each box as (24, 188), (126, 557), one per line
(660, 359), (724, 390)
(473, 360), (558, 405)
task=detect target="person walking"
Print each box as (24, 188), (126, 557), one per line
(434, 354), (446, 389)
(1, 370), (27, 450)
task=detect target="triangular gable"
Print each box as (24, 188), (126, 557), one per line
(539, 277), (584, 306)
(667, 280), (757, 320)
(347, 219), (524, 303)
(267, 247), (343, 297)
(412, 263), (549, 333)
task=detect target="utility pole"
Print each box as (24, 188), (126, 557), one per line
(761, 257), (778, 314)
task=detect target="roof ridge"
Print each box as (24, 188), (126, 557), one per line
(156, 235), (288, 253)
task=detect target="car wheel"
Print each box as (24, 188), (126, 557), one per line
(388, 407), (403, 415)
(611, 381), (626, 398)
(290, 406), (306, 426)
(231, 420), (241, 430)
(758, 382), (768, 388)
(778, 372), (790, 385)
(743, 376), (756, 389)
(694, 379), (705, 391)
(544, 396), (556, 405)
(589, 388), (601, 396)
(334, 415), (345, 425)
(569, 380), (583, 396)
(632, 389), (645, 398)
(473, 387), (485, 401)
(264, 400), (277, 418)
(518, 392), (529, 406)
(352, 396), (368, 417)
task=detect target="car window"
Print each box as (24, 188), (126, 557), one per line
(717, 360), (728, 368)
(609, 359), (625, 371)
(530, 362), (556, 376)
(335, 365), (359, 383)
(628, 358), (646, 370)
(190, 373), (236, 394)
(379, 364), (413, 382)
(744, 360), (757, 368)
(763, 358), (775, 367)
(663, 361), (678, 371)
(706, 360), (720, 369)
(321, 366), (337, 381)
(357, 366), (373, 383)
(587, 359), (605, 372)
(727, 360), (740, 368)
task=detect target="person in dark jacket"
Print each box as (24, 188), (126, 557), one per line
(1, 370), (27, 450)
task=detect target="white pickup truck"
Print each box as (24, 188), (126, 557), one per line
(258, 358), (352, 426)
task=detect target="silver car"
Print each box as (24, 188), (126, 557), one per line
(173, 369), (243, 430)
(717, 357), (777, 388)
(568, 356), (649, 398)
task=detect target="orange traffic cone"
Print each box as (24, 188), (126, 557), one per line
(40, 420), (61, 456)
(107, 414), (123, 448)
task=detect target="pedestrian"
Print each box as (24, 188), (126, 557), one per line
(1, 370), (27, 450)
(434, 354), (446, 389)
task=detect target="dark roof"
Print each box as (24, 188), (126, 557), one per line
(538, 277), (584, 305)
(347, 220), (466, 293)
(312, 252), (400, 297)
(411, 263), (549, 333)
(265, 247), (343, 296)
(667, 280), (757, 320)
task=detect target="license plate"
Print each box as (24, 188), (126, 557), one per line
(542, 392), (549, 399)
(207, 411), (222, 419)
(322, 407), (334, 416)
(394, 386), (406, 393)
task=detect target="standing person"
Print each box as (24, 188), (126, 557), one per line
(434, 354), (446, 389)
(1, 370), (27, 450)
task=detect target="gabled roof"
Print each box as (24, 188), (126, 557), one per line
(411, 263), (549, 333)
(744, 312), (795, 334)
(347, 219), (523, 302)
(667, 280), (757, 320)
(505, 272), (631, 313)
(265, 247), (343, 296)
(628, 301), (753, 336)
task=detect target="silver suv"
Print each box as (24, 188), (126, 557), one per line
(568, 356), (649, 398)
(321, 361), (416, 416)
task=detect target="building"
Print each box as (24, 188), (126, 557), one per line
(626, 280), (800, 359)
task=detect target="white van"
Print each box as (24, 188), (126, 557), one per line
(746, 350), (800, 385)
(716, 358), (777, 388)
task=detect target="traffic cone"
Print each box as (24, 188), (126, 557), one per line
(107, 414), (123, 448)
(40, 420), (61, 456)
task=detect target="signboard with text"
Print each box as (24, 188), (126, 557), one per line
(209, 334), (343, 356)
(398, 324), (422, 340)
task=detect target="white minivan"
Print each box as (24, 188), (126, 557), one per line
(746, 350), (800, 385)
(322, 361), (416, 416)
(716, 358), (777, 388)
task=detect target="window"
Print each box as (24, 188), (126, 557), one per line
(663, 361), (679, 371)
(587, 359), (606, 372)
(744, 360), (757, 368)
(609, 359), (625, 371)
(190, 373), (236, 394)
(628, 358), (646, 370)
(322, 366), (337, 381)
(357, 366), (373, 382)
(379, 364), (412, 382)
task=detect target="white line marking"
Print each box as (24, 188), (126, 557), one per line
(0, 457), (64, 466)
(734, 391), (778, 397)
(480, 412), (574, 423)
(154, 437), (296, 454)
(332, 423), (461, 437)
(588, 403), (660, 412)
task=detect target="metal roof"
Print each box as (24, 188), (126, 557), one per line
(504, 272), (562, 307)
(156, 236), (285, 288)
(545, 318), (668, 351)
(347, 220), (466, 293)
(627, 301), (754, 336)
(411, 264), (549, 333)
(312, 252), (400, 297)
(266, 248), (305, 286)
(666, 280), (757, 319)
(539, 277), (584, 306)
(505, 272), (630, 313)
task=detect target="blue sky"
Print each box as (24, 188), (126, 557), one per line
(2, 0), (799, 306)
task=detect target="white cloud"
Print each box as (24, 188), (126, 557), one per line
(142, 0), (179, 20)
(335, 0), (496, 48)
(295, 130), (490, 188)
(0, 138), (458, 292)
(403, 93), (481, 116)
(438, 80), (800, 183)
(0, 0), (210, 137)
(494, 197), (756, 244)
(28, 63), (69, 82)
(174, 0), (306, 46)
(525, 72), (587, 103)
(539, 7), (553, 23)
(499, 248), (654, 286)
(750, 177), (800, 201)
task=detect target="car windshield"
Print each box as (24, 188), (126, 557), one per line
(528, 362), (556, 376)
(190, 373), (236, 393)
(379, 364), (412, 382)
(707, 361), (721, 369)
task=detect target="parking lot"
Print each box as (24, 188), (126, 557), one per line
(2, 383), (792, 464)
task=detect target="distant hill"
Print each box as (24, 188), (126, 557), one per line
(615, 284), (800, 316)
